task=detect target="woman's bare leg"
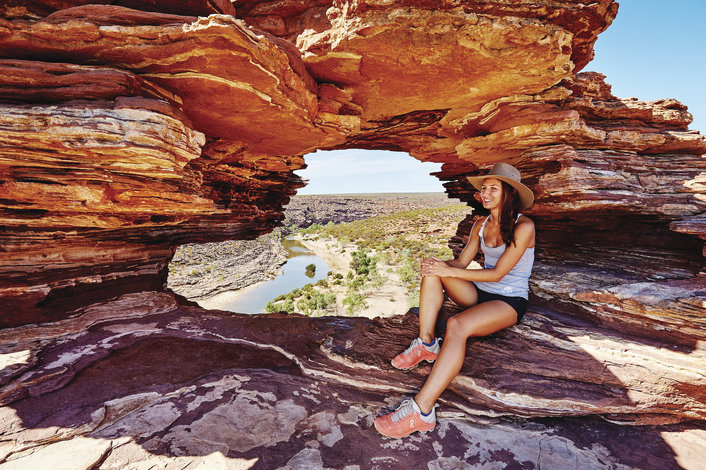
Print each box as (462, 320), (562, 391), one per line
(418, 275), (478, 344)
(414, 300), (517, 413)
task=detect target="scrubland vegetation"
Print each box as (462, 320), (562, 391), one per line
(265, 204), (469, 317)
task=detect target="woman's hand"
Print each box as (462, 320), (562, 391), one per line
(420, 257), (454, 277)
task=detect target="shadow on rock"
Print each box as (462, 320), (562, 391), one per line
(0, 291), (703, 469)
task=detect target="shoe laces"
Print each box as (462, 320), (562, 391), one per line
(402, 337), (423, 356)
(390, 399), (416, 423)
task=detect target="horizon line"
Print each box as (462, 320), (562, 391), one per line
(295, 191), (451, 196)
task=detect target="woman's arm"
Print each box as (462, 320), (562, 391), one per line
(447, 218), (482, 268)
(420, 218), (483, 270)
(421, 218), (534, 282)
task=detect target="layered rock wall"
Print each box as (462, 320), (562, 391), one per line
(0, 1), (627, 324)
(441, 72), (705, 345)
(1, 292), (704, 468)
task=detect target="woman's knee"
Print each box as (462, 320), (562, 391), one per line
(421, 274), (441, 285)
(445, 315), (474, 341)
(420, 275), (444, 294)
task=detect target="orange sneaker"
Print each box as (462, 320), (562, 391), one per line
(374, 399), (436, 438)
(391, 337), (440, 370)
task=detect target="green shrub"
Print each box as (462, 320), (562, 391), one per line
(351, 248), (377, 276)
(300, 223), (323, 235)
(296, 291), (337, 316)
(397, 255), (418, 287)
(347, 275), (367, 292)
(343, 293), (367, 315)
(266, 298), (295, 313)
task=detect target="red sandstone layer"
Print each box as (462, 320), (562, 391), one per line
(0, 2), (704, 465)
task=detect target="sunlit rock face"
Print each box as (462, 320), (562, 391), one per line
(1, 0), (705, 467)
(1, 292), (703, 469)
(0, 0), (625, 324)
(444, 72), (705, 346)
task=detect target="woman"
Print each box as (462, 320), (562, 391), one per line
(374, 162), (535, 438)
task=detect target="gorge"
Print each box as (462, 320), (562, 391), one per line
(0, 0), (704, 468)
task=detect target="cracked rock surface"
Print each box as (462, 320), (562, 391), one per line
(1, 292), (704, 469)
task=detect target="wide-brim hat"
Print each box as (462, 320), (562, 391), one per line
(466, 162), (534, 209)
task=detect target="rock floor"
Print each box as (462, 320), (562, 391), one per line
(0, 292), (703, 469)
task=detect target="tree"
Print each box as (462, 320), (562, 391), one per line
(305, 263), (316, 278)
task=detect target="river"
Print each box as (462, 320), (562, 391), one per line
(224, 236), (330, 314)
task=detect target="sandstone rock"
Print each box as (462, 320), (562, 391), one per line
(301, 8), (575, 123)
(242, 0), (617, 70)
(0, 436), (112, 470)
(168, 235), (288, 302)
(0, 0), (236, 19)
(0, 292), (702, 468)
(0, 0), (704, 466)
(0, 6), (342, 154)
(0, 59), (143, 103)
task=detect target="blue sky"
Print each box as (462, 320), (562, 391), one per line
(297, 0), (705, 195)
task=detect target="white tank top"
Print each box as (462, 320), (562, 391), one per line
(472, 214), (534, 299)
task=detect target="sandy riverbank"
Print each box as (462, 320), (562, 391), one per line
(197, 278), (269, 311)
(292, 233), (410, 319)
(194, 233), (414, 318)
(288, 233), (352, 273)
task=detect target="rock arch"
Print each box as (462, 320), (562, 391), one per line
(0, 1), (704, 467)
(1, 1), (702, 328)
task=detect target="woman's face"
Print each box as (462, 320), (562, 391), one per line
(480, 177), (503, 210)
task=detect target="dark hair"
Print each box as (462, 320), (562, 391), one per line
(499, 181), (521, 247)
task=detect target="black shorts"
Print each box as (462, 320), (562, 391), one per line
(476, 287), (528, 324)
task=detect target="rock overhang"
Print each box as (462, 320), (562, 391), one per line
(0, 0), (618, 159)
(0, 0), (703, 339)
